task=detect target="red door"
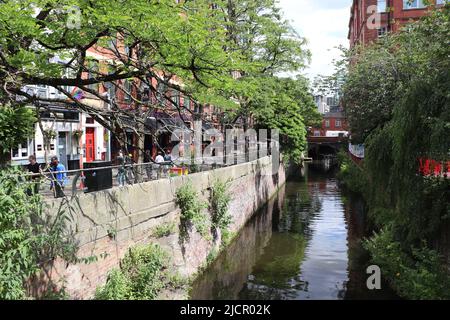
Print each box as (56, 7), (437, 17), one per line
(85, 128), (95, 162)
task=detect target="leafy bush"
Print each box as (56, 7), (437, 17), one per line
(364, 227), (450, 300)
(0, 168), (76, 299)
(95, 244), (170, 300)
(336, 151), (368, 195)
(210, 179), (232, 231)
(175, 181), (210, 240)
(153, 222), (176, 238)
(94, 269), (131, 300)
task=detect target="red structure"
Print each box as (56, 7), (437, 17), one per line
(348, 0), (445, 49)
(310, 112), (348, 138)
(419, 158), (450, 177)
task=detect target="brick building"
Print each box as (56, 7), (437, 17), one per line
(348, 0), (446, 49)
(311, 112), (348, 138)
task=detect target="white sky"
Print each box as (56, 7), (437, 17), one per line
(278, 0), (351, 81)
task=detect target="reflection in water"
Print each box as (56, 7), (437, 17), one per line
(190, 162), (399, 300)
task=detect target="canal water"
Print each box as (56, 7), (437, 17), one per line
(190, 162), (399, 300)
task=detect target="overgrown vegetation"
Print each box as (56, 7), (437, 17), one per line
(152, 222), (176, 239)
(364, 227), (450, 300)
(95, 243), (187, 300)
(335, 6), (450, 299)
(0, 168), (77, 299)
(175, 181), (210, 241)
(336, 151), (368, 195)
(210, 179), (232, 232)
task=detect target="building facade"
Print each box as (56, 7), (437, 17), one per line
(10, 84), (108, 169)
(348, 0), (446, 49)
(311, 112), (348, 138)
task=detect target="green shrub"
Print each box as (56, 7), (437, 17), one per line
(336, 151), (368, 195)
(94, 269), (131, 300)
(364, 227), (450, 300)
(175, 181), (210, 240)
(0, 168), (77, 300)
(210, 179), (232, 232)
(95, 243), (170, 300)
(153, 222), (176, 238)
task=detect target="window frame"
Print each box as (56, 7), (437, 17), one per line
(403, 0), (426, 10)
(378, 0), (387, 12)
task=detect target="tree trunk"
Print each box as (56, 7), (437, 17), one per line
(135, 120), (145, 183)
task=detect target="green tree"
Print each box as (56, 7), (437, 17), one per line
(0, 105), (36, 166)
(0, 168), (77, 299)
(340, 6), (450, 298)
(215, 0), (313, 161)
(0, 0), (313, 162)
(250, 76), (319, 162)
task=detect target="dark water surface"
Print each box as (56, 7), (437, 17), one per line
(190, 163), (399, 300)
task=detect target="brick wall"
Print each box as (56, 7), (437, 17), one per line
(34, 156), (287, 299)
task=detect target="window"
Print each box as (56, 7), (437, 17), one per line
(124, 79), (132, 102)
(378, 27), (388, 37)
(156, 81), (167, 104)
(183, 95), (191, 109)
(87, 60), (99, 91)
(40, 109), (79, 122)
(325, 120), (330, 128)
(86, 117), (95, 124)
(378, 0), (387, 12)
(172, 91), (180, 107)
(11, 140), (32, 159)
(335, 120), (342, 128)
(314, 131), (321, 137)
(403, 0), (426, 9)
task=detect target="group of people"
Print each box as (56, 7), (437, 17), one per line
(26, 148), (174, 194)
(116, 149), (174, 186)
(26, 155), (67, 198)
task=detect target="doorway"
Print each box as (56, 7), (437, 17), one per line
(85, 128), (96, 162)
(58, 132), (68, 169)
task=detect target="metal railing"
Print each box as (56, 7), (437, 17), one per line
(19, 152), (264, 199)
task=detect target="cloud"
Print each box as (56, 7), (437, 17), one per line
(277, 0), (351, 80)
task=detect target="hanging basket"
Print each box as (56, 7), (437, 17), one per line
(73, 129), (84, 140)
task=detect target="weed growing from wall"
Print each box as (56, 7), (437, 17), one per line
(175, 181), (210, 242)
(210, 179), (232, 233)
(95, 243), (187, 300)
(152, 222), (177, 238)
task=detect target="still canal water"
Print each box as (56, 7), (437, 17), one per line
(190, 163), (399, 300)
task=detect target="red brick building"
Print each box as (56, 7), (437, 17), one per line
(311, 112), (348, 138)
(348, 0), (446, 49)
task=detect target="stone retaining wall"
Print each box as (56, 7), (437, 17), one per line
(36, 156), (287, 299)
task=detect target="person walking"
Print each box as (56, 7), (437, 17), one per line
(155, 151), (164, 164)
(155, 151), (165, 179)
(27, 155), (41, 195)
(49, 156), (67, 198)
(164, 149), (172, 162)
